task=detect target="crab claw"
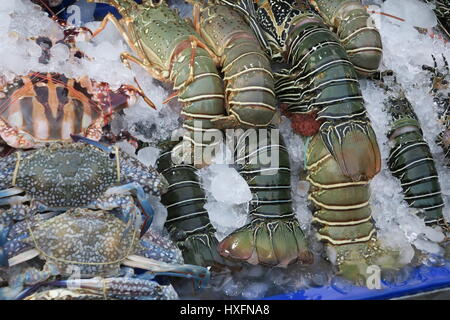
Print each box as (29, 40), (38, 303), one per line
(219, 218), (314, 267)
(320, 120), (381, 181)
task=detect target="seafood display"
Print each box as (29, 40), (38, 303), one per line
(219, 128), (313, 267)
(224, 0), (381, 181)
(0, 0), (450, 300)
(219, 0), (394, 280)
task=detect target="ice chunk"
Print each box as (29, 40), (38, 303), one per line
(137, 146), (161, 168)
(115, 140), (137, 157)
(380, 0), (437, 28)
(208, 165), (252, 204)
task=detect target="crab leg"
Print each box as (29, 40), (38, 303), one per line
(106, 182), (155, 234)
(17, 277), (179, 300)
(0, 195), (30, 206)
(123, 254), (210, 290)
(0, 187), (24, 199)
(0, 223), (10, 267)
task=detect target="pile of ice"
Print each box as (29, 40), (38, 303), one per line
(1, 0), (450, 298)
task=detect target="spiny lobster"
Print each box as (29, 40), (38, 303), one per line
(308, 0), (383, 77)
(87, 0), (227, 167)
(156, 141), (235, 269)
(189, 0), (277, 129)
(219, 127), (313, 267)
(220, 0), (402, 281)
(380, 74), (446, 228)
(222, 0), (381, 182)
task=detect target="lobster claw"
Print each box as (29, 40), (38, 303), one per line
(320, 120), (381, 181)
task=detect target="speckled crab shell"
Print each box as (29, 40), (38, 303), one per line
(24, 208), (139, 277)
(14, 143), (118, 208)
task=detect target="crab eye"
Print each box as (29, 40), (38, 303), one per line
(109, 152), (116, 159)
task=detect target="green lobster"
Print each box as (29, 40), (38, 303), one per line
(222, 0), (381, 183)
(87, 0), (226, 167)
(306, 132), (401, 282)
(380, 75), (447, 227)
(219, 127), (313, 267)
(220, 0), (402, 281)
(156, 141), (234, 269)
(189, 0), (277, 129)
(308, 0), (383, 77)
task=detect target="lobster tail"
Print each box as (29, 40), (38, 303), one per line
(309, 0), (383, 76)
(279, 15), (381, 180)
(193, 3), (277, 129)
(171, 46), (226, 167)
(219, 128), (313, 267)
(320, 120), (381, 180)
(156, 142), (233, 269)
(385, 92), (446, 227)
(306, 133), (401, 282)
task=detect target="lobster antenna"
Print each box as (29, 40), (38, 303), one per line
(365, 7), (405, 22)
(133, 76), (157, 109)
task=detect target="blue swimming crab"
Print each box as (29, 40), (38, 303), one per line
(0, 137), (169, 265)
(0, 207), (209, 300)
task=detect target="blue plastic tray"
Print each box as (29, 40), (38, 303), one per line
(54, 1), (450, 300)
(266, 263), (450, 300)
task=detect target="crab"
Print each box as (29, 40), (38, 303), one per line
(0, 71), (156, 149)
(0, 207), (209, 300)
(0, 138), (169, 264)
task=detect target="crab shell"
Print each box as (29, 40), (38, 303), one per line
(23, 208), (140, 278)
(14, 143), (119, 208)
(0, 72), (137, 148)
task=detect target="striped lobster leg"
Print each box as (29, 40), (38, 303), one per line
(190, 1), (277, 129)
(309, 0), (383, 76)
(156, 142), (234, 269)
(385, 91), (446, 227)
(275, 14), (381, 181)
(306, 132), (400, 282)
(219, 128), (313, 267)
